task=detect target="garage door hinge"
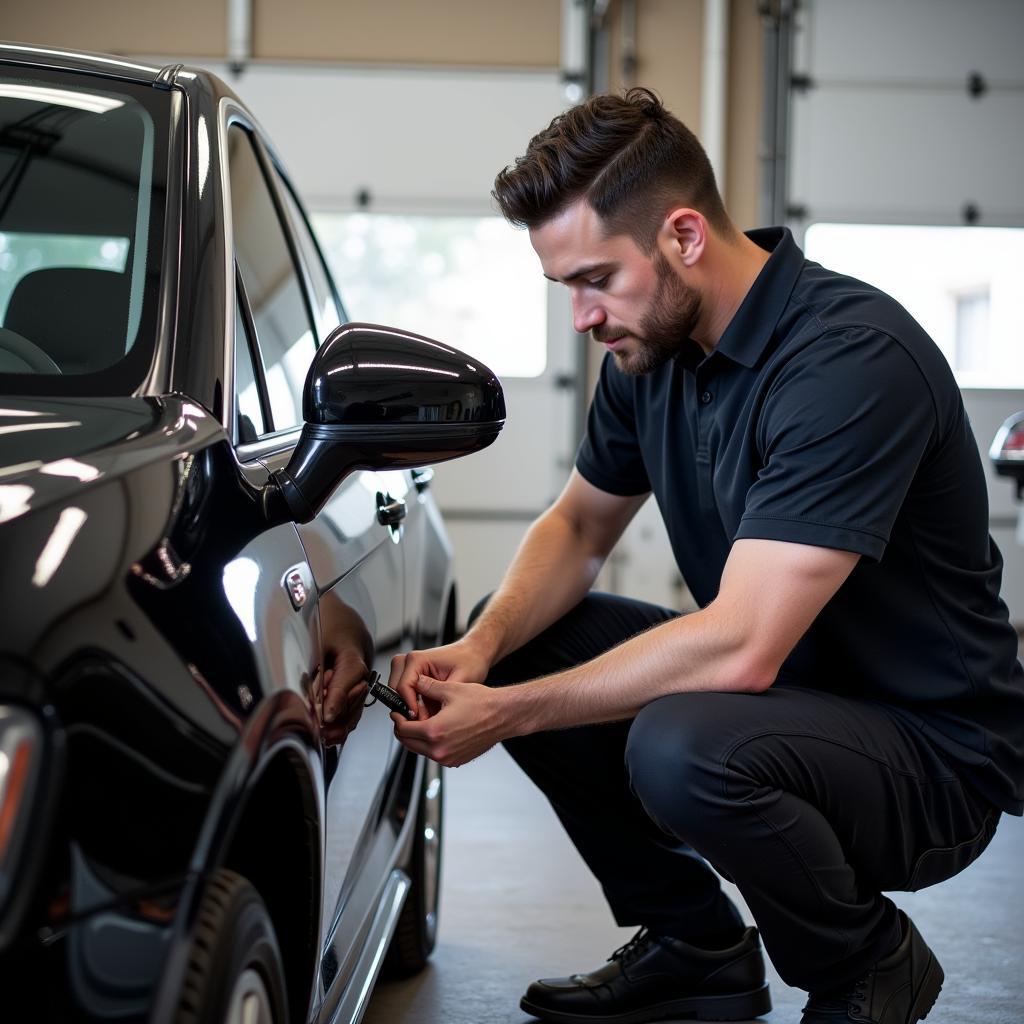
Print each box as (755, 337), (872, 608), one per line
(790, 72), (814, 93)
(962, 202), (981, 226)
(967, 71), (988, 100)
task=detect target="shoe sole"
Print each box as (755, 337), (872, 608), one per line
(911, 952), (944, 1022)
(519, 983), (772, 1024)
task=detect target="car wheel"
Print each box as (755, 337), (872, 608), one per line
(175, 868), (289, 1024)
(385, 757), (444, 975)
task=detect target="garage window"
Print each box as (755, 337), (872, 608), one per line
(804, 223), (1024, 389)
(311, 213), (547, 378)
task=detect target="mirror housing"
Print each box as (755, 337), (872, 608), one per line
(268, 323), (506, 523)
(991, 410), (1024, 500)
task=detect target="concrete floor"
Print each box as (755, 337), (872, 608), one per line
(365, 742), (1024, 1024)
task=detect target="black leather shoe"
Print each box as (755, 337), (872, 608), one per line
(519, 926), (771, 1023)
(801, 911), (944, 1023)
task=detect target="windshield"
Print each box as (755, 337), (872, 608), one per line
(0, 66), (170, 394)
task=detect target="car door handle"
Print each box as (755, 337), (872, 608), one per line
(376, 491), (407, 527)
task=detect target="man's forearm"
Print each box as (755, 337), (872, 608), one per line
(491, 538), (860, 737)
(498, 598), (771, 736)
(465, 505), (607, 666)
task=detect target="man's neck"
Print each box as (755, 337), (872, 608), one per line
(692, 235), (772, 356)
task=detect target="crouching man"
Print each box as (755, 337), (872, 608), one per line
(389, 88), (1024, 1024)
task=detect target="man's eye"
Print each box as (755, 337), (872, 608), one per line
(588, 276), (608, 289)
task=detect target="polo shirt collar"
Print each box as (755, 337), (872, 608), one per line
(711, 227), (805, 368)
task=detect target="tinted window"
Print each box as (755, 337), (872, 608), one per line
(228, 127), (316, 432)
(275, 171), (344, 341)
(0, 68), (168, 391)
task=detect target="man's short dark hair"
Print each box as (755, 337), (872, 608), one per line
(492, 87), (734, 251)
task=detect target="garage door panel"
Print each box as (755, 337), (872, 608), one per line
(193, 62), (563, 209)
(802, 0), (1024, 84)
(792, 89), (1024, 219)
(430, 380), (575, 514)
(442, 520), (533, 630)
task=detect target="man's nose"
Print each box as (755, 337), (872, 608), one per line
(571, 294), (605, 335)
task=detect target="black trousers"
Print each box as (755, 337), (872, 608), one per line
(481, 593), (1001, 993)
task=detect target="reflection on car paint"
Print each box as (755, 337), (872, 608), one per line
(31, 506), (87, 588)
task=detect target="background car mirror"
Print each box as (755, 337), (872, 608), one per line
(266, 322), (506, 524)
(991, 410), (1024, 500)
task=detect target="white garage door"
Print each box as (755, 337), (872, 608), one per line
(787, 0), (1024, 623)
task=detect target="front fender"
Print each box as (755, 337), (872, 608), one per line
(149, 688), (323, 1024)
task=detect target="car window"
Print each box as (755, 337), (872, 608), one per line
(274, 169), (345, 341)
(234, 291), (265, 442)
(0, 69), (168, 390)
(227, 126), (316, 432)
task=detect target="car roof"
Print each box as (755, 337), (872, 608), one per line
(0, 40), (178, 85)
(0, 41), (244, 105)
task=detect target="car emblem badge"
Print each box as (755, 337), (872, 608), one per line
(285, 568), (308, 610)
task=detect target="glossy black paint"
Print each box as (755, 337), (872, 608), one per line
(0, 42), (500, 1024)
(306, 322), (506, 426)
(272, 323), (505, 524)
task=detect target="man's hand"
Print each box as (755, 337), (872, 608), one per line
(387, 639), (493, 720)
(391, 675), (507, 767)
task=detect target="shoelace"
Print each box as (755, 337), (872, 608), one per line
(847, 975), (870, 1014)
(803, 972), (870, 1018)
(609, 927), (655, 966)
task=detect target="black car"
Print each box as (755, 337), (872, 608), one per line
(0, 42), (504, 1023)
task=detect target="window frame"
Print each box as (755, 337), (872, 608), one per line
(224, 120), (320, 445)
(233, 264), (271, 442)
(269, 162), (347, 341)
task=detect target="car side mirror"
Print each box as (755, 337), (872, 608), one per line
(266, 322), (506, 524)
(991, 410), (1024, 500)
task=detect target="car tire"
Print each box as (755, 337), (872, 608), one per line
(175, 868), (289, 1024)
(384, 757), (444, 975)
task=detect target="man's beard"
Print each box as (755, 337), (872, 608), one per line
(597, 253), (702, 376)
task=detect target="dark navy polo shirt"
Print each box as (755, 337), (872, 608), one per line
(576, 227), (1024, 814)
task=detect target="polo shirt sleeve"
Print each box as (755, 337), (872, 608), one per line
(575, 354), (652, 496)
(736, 327), (938, 560)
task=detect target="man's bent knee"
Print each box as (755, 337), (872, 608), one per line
(625, 693), (743, 839)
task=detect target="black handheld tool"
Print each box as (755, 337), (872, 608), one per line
(366, 671), (417, 720)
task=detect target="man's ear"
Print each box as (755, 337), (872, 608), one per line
(658, 208), (707, 268)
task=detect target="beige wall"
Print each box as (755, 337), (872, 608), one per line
(253, 0), (559, 66)
(3, 0), (229, 59)
(726, 0), (763, 231)
(627, 0), (705, 130)
(3, 0), (558, 66)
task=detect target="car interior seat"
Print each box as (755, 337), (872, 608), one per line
(4, 267), (132, 374)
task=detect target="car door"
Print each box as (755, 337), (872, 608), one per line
(269, 155), (413, 976)
(292, 470), (408, 967)
(228, 122), (412, 995)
